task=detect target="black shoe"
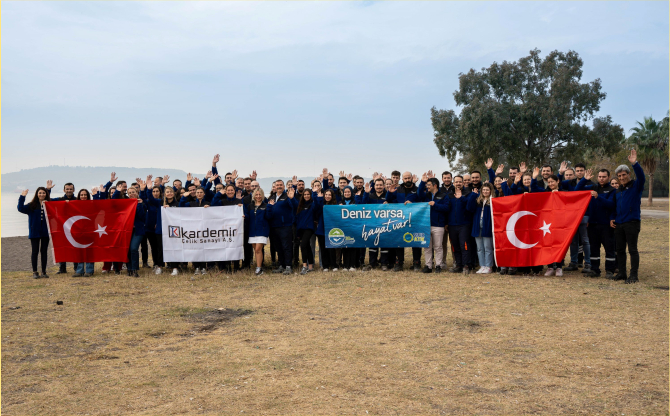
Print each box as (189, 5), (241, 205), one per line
(449, 266), (463, 273)
(393, 264), (402, 272)
(499, 267), (507, 275)
(133, 271), (140, 278)
(56, 269), (67, 275)
(422, 266), (432, 273)
(625, 276), (639, 284)
(435, 266), (443, 273)
(72, 273), (83, 277)
(41, 272), (49, 279)
(462, 265), (470, 275)
(83, 273), (92, 277)
(141, 264), (151, 269)
(605, 271), (615, 280)
(127, 270), (132, 276)
(614, 273), (627, 281)
(114, 270), (121, 275)
(581, 264), (592, 273)
(412, 262), (422, 272)
(584, 269), (600, 278)
(32, 272), (40, 279)
(564, 263), (579, 272)
(273, 266), (284, 274)
(508, 267), (517, 276)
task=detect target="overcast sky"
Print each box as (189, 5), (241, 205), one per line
(2, 1), (668, 176)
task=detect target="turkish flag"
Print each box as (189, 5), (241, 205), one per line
(44, 200), (137, 263)
(491, 191), (591, 267)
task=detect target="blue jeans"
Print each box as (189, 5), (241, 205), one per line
(570, 216), (591, 265)
(74, 262), (94, 275)
(127, 233), (143, 271)
(474, 236), (494, 268)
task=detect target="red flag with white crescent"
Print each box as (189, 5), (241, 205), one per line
(44, 200), (137, 263)
(490, 191), (591, 267)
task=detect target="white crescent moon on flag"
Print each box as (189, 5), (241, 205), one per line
(506, 211), (538, 249)
(63, 216), (93, 248)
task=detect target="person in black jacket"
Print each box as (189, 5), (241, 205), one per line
(392, 171), (422, 271)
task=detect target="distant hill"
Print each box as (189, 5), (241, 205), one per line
(1, 166), (205, 194)
(1, 166), (362, 195)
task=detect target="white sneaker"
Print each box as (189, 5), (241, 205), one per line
(122, 264), (127, 270)
(482, 267), (492, 274)
(333, 268), (338, 272)
(476, 267), (484, 274)
(349, 267), (356, 272)
(171, 268), (179, 276)
(555, 268), (563, 277)
(154, 267), (162, 275)
(194, 268), (200, 275)
(323, 268), (329, 272)
(200, 268), (207, 275)
(544, 268), (555, 276)
(101, 270), (108, 274)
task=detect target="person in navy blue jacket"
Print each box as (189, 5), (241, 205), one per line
(18, 188), (51, 278)
(112, 182), (147, 277)
(575, 169), (617, 278)
(294, 188), (320, 275)
(314, 189), (338, 271)
(244, 187), (273, 276)
(210, 185), (243, 207)
(611, 149), (645, 283)
(141, 183), (166, 275)
(268, 181), (298, 275)
(146, 185), (180, 276)
(391, 172), (422, 272)
(360, 178), (397, 271)
(180, 187), (209, 208)
(446, 176), (473, 274)
(558, 162), (594, 272)
(210, 185), (244, 273)
(417, 174), (450, 273)
(339, 186), (359, 271)
(465, 183), (495, 274)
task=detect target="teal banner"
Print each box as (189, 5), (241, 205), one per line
(323, 204), (431, 248)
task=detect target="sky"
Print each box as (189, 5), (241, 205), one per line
(2, 1), (668, 177)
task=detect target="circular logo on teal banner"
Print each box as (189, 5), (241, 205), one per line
(328, 228), (346, 246)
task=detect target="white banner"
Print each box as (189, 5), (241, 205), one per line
(161, 206), (244, 262)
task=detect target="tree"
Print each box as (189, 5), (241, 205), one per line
(627, 112), (669, 206)
(431, 49), (625, 173)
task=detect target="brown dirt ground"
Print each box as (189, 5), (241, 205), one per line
(2, 236), (56, 272)
(1, 218), (668, 415)
(641, 199), (669, 211)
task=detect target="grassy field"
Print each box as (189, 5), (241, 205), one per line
(2, 218), (668, 415)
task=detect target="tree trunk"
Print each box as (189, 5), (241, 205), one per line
(647, 173), (654, 207)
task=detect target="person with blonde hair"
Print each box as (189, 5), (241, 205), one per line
(245, 187), (274, 276)
(465, 182), (495, 274)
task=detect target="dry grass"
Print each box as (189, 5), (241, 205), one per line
(642, 199), (669, 211)
(2, 219), (669, 415)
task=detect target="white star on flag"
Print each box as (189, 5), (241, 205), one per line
(539, 221), (551, 237)
(94, 224), (108, 237)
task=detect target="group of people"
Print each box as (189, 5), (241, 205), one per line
(18, 150), (645, 284)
